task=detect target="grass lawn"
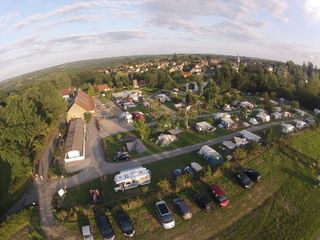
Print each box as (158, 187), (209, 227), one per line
(54, 131), (320, 240)
(288, 127), (320, 162)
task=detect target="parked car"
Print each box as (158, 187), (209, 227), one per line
(190, 162), (203, 173)
(234, 170), (253, 189)
(243, 168), (261, 182)
(97, 215), (115, 240)
(193, 192), (214, 211)
(155, 200), (175, 229)
(173, 197), (192, 220)
(82, 225), (94, 240)
(113, 151), (131, 162)
(209, 184), (230, 207)
(117, 211), (135, 237)
(172, 168), (182, 179)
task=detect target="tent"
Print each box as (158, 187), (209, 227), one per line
(126, 139), (147, 153)
(249, 117), (259, 125)
(196, 121), (216, 132)
(240, 130), (261, 142)
(256, 112), (270, 122)
(272, 112), (282, 119)
(234, 137), (249, 146)
(156, 134), (177, 147)
(223, 104), (232, 111)
(281, 123), (295, 134)
(119, 111), (133, 123)
(214, 112), (231, 121)
(198, 145), (224, 167)
(222, 141), (237, 150)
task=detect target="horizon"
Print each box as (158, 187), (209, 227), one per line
(1, 0), (320, 81)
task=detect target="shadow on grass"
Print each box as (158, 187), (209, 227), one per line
(76, 210), (90, 232)
(281, 167), (315, 185)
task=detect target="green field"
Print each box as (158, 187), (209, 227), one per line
(289, 127), (320, 162)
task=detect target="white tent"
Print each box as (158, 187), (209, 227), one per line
(198, 145), (223, 167)
(223, 104), (232, 111)
(239, 101), (254, 109)
(293, 119), (307, 130)
(249, 118), (259, 125)
(214, 112), (231, 121)
(314, 108), (320, 115)
(196, 121), (216, 132)
(272, 112), (282, 119)
(281, 123), (295, 134)
(256, 112), (270, 122)
(240, 130), (261, 142)
(234, 137), (249, 146)
(119, 111), (133, 123)
(156, 134), (177, 147)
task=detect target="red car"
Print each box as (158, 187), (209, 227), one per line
(209, 184), (230, 207)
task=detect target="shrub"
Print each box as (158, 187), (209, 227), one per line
(175, 174), (192, 191)
(121, 197), (144, 211)
(157, 178), (172, 195)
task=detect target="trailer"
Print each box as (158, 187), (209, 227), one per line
(114, 167), (151, 192)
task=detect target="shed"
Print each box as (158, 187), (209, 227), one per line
(240, 130), (261, 142)
(64, 119), (86, 162)
(198, 145), (224, 167)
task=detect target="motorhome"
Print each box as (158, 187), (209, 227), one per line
(114, 167), (151, 192)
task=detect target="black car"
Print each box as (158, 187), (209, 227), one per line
(117, 211), (135, 237)
(173, 197), (192, 220)
(97, 215), (115, 240)
(193, 192), (214, 211)
(234, 170), (253, 189)
(113, 151), (131, 162)
(243, 168), (261, 182)
(183, 166), (194, 175)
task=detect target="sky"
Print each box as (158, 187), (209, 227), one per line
(1, 0), (320, 81)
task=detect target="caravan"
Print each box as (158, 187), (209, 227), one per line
(114, 167), (151, 192)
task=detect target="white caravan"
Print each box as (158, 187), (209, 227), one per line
(114, 167), (151, 192)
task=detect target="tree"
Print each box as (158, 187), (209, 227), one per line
(270, 91), (277, 100)
(261, 92), (270, 101)
(134, 120), (151, 140)
(176, 105), (198, 129)
(157, 178), (172, 194)
(115, 71), (130, 87)
(185, 91), (199, 105)
(291, 100), (300, 109)
(84, 112), (92, 123)
(204, 81), (220, 106)
(157, 114), (172, 132)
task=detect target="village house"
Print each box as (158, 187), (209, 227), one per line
(59, 87), (76, 101)
(66, 90), (95, 122)
(94, 84), (111, 92)
(64, 118), (86, 163)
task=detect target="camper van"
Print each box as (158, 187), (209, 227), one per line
(114, 167), (151, 192)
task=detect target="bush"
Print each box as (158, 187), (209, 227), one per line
(157, 178), (172, 195)
(200, 166), (223, 184)
(175, 174), (192, 191)
(121, 197), (144, 211)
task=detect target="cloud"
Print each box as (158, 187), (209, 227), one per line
(37, 15), (100, 30)
(13, 1), (99, 29)
(305, 0), (320, 22)
(0, 13), (18, 29)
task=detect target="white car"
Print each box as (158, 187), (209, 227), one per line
(155, 200), (175, 229)
(82, 225), (94, 240)
(190, 162), (203, 172)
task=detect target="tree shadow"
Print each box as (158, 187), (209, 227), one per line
(281, 167), (315, 185)
(76, 210), (90, 232)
